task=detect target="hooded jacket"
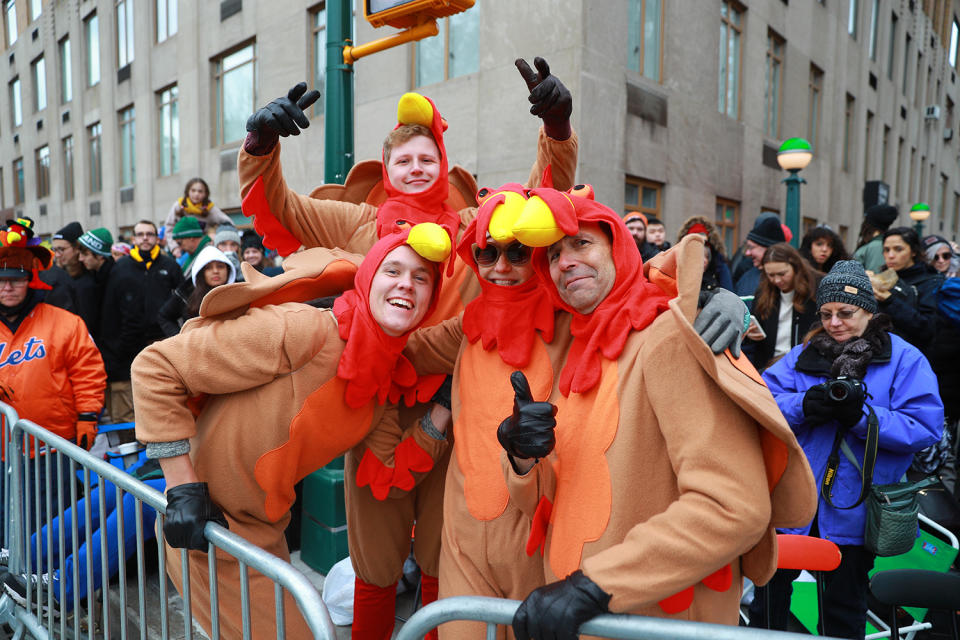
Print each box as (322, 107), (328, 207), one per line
(763, 332), (943, 544)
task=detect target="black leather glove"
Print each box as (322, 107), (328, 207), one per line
(516, 57), (572, 140)
(497, 371), (557, 460)
(802, 383), (834, 426)
(834, 391), (865, 428)
(164, 482), (229, 551)
(513, 571), (611, 640)
(245, 82), (321, 137)
(430, 375), (453, 411)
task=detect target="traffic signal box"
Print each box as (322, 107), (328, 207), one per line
(300, 457), (349, 574)
(363, 0), (474, 29)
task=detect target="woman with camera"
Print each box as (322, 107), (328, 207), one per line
(749, 260), (943, 640)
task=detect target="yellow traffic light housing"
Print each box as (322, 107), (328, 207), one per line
(364, 0), (475, 29)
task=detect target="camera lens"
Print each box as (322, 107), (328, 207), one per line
(828, 382), (848, 402)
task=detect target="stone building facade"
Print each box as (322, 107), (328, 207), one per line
(1, 0), (958, 249)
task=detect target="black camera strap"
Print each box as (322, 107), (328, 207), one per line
(820, 404), (879, 509)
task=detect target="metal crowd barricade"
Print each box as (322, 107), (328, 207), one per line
(0, 404), (337, 640)
(394, 596), (849, 640)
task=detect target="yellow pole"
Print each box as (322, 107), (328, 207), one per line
(343, 20), (439, 64)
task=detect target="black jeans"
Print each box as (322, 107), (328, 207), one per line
(748, 538), (876, 640)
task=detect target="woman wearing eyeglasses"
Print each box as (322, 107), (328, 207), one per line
(754, 261), (943, 640)
(923, 234), (959, 278)
(874, 227), (943, 354)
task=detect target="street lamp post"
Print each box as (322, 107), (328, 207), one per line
(909, 202), (931, 237)
(777, 138), (813, 248)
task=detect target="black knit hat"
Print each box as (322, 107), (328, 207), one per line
(53, 221), (83, 243)
(817, 260), (877, 314)
(864, 204), (898, 231)
(746, 216), (786, 247)
(241, 232), (265, 253)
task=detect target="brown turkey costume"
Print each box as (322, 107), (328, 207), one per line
(237, 89), (577, 639)
(133, 230), (448, 640)
(501, 191), (818, 633)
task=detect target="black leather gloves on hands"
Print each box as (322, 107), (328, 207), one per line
(164, 482), (229, 551)
(695, 288), (749, 358)
(513, 571), (612, 640)
(802, 383), (864, 428)
(245, 82), (321, 137)
(515, 57), (572, 140)
(497, 371), (557, 460)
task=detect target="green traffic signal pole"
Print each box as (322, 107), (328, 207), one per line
(325, 0), (354, 184)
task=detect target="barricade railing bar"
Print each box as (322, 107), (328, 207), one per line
(394, 596), (850, 640)
(0, 403), (337, 640)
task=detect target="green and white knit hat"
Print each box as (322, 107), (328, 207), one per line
(78, 227), (114, 257)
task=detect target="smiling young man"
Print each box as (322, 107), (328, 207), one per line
(493, 191), (817, 640)
(133, 227), (451, 640)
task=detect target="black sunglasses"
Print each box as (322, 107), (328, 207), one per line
(472, 242), (532, 267)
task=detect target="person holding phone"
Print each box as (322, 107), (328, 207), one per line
(743, 243), (821, 371)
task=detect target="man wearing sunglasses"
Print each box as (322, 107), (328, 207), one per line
(491, 189), (816, 640)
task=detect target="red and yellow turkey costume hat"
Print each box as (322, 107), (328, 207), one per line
(456, 182), (556, 369)
(333, 222), (451, 408)
(0, 217), (53, 290)
(513, 187), (672, 395)
(376, 93), (460, 258)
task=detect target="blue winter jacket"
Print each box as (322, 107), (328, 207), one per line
(762, 333), (944, 545)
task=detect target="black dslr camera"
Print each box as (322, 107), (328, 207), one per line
(825, 376), (866, 405)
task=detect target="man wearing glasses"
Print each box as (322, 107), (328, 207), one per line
(103, 220), (182, 422)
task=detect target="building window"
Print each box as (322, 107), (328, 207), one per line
(624, 177), (662, 221)
(938, 173), (949, 231)
(715, 198), (739, 257)
(888, 13), (897, 79)
(158, 85), (179, 176)
(902, 33), (911, 95)
(895, 136), (904, 197)
(5, 0), (17, 48)
(915, 51), (923, 107)
(881, 124), (890, 183)
(28, 0), (39, 21)
(59, 37), (72, 104)
(864, 110), (873, 182)
(764, 30), (784, 139)
(849, 0), (859, 38)
(950, 19), (959, 68)
(802, 217), (818, 235)
(31, 56), (46, 112)
(119, 105), (135, 187)
(9, 77), (21, 127)
(843, 93), (855, 172)
(415, 9), (478, 87)
(116, 0), (134, 69)
(34, 146), (50, 199)
(88, 122), (102, 193)
(808, 64), (823, 147)
(310, 4), (325, 117)
(909, 147), (916, 202)
(214, 42), (257, 145)
(62, 135), (74, 201)
(627, 0), (663, 82)
(953, 192), (960, 234)
(868, 0), (879, 59)
(156, 0), (177, 43)
(838, 225), (849, 247)
(85, 13), (100, 87)
(12, 158), (23, 204)
(718, 1), (743, 119)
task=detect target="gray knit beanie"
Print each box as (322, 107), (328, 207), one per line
(817, 260), (877, 314)
(214, 225), (241, 248)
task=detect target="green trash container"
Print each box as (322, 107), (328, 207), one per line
(300, 457), (349, 574)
